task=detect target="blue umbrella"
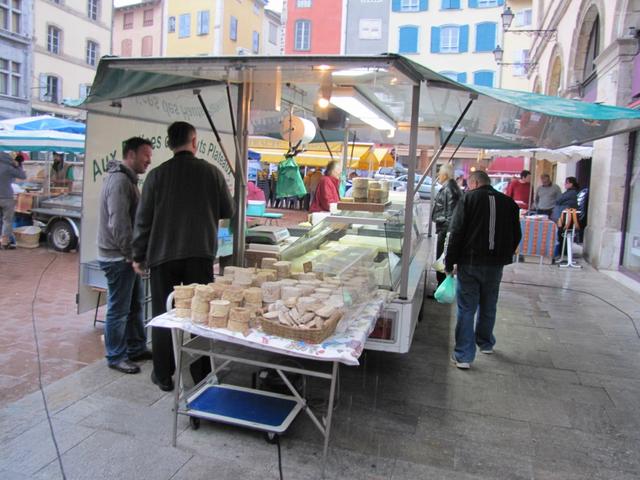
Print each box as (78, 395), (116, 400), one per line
(2, 115), (86, 134)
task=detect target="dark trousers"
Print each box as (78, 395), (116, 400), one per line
(150, 257), (213, 383)
(435, 230), (447, 287)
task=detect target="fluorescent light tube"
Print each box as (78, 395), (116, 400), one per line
(329, 87), (396, 131)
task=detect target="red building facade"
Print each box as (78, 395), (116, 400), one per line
(284, 0), (343, 54)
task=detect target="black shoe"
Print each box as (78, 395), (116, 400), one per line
(109, 359), (141, 374)
(151, 371), (174, 392)
(129, 350), (153, 362)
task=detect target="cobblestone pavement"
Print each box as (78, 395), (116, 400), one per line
(2, 242), (640, 479)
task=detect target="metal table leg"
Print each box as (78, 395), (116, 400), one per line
(171, 328), (184, 448)
(322, 361), (339, 477)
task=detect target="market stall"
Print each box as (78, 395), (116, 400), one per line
(78, 54), (640, 475)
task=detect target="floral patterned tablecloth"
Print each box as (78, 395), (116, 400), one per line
(148, 299), (385, 366)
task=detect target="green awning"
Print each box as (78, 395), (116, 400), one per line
(82, 54), (640, 150)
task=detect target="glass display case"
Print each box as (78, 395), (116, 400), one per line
(280, 204), (422, 291)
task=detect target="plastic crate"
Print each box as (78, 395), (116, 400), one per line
(82, 261), (108, 289)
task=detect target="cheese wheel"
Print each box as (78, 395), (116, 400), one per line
(175, 308), (191, 318)
(261, 282), (281, 302)
(281, 286), (302, 300)
(261, 257), (278, 270)
(208, 314), (228, 329)
(243, 287), (263, 305)
(273, 261), (292, 279)
(209, 299), (231, 316)
(227, 307), (251, 333)
(173, 284), (195, 300)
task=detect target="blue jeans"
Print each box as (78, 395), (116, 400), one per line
(454, 264), (504, 363)
(100, 260), (147, 365)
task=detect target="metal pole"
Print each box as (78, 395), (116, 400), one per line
(322, 361), (339, 478)
(342, 129), (350, 176)
(232, 72), (251, 266)
(195, 92), (236, 175)
(415, 96), (476, 194)
(400, 83), (421, 300)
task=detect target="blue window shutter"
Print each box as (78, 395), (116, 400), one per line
(459, 25), (469, 53)
(392, 0), (401, 11)
(452, 0), (460, 7)
(430, 26), (440, 52)
(474, 71), (494, 87)
(497, 0), (504, 5)
(419, 0), (428, 10)
(469, 0), (478, 8)
(442, 0), (449, 7)
(476, 22), (496, 52)
(399, 26), (418, 53)
(457, 72), (467, 83)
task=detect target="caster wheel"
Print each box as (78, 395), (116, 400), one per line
(190, 417), (200, 430)
(264, 432), (278, 444)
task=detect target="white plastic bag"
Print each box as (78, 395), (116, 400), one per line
(431, 232), (450, 273)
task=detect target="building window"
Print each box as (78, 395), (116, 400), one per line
(87, 0), (99, 21)
(79, 83), (91, 100)
(47, 25), (62, 54)
(359, 19), (382, 40)
(168, 16), (175, 33)
(584, 15), (599, 80)
(440, 26), (459, 53)
(475, 22), (496, 52)
(512, 49), (530, 76)
(439, 70), (466, 83)
(400, 0), (419, 11)
(268, 22), (278, 45)
(141, 35), (153, 56)
(297, 0), (311, 7)
(121, 38), (132, 56)
(230, 16), (238, 41)
(252, 31), (259, 53)
(441, 0), (460, 8)
(39, 74), (61, 103)
(123, 12), (133, 30)
(398, 25), (418, 54)
(0, 0), (22, 34)
(86, 40), (98, 66)
(143, 9), (154, 27)
(473, 70), (494, 87)
(197, 10), (209, 35)
(431, 25), (468, 53)
(253, 0), (261, 14)
(294, 19), (310, 50)
(469, 0), (502, 7)
(514, 9), (532, 27)
(179, 13), (190, 38)
(0, 59), (21, 97)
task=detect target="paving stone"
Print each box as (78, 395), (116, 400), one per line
(169, 455), (272, 480)
(454, 442), (534, 480)
(0, 418), (95, 476)
(391, 459), (490, 480)
(32, 430), (191, 480)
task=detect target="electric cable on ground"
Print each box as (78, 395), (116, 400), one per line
(30, 254), (67, 480)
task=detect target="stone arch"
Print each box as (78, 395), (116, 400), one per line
(532, 75), (543, 94)
(546, 54), (563, 96)
(567, 0), (603, 87)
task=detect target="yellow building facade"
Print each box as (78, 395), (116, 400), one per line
(166, 0), (266, 56)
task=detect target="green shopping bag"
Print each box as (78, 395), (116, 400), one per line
(434, 274), (457, 304)
(276, 156), (307, 198)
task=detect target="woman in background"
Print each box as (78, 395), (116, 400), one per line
(309, 161), (341, 213)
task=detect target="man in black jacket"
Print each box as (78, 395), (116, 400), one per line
(445, 170), (521, 369)
(132, 122), (234, 391)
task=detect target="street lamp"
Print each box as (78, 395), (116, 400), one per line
(500, 4), (556, 37)
(501, 6), (515, 31)
(493, 45), (535, 72)
(493, 45), (504, 63)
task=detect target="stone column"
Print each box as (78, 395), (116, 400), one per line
(584, 39), (636, 269)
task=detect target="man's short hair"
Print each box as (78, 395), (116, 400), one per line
(520, 170), (531, 179)
(439, 163), (454, 178)
(540, 173), (550, 180)
(167, 122), (196, 150)
(123, 137), (153, 158)
(469, 170), (490, 186)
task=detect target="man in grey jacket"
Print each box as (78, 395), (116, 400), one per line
(0, 152), (27, 249)
(98, 137), (153, 374)
(534, 174), (561, 217)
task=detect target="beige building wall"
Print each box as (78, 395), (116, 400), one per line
(499, 0), (534, 91)
(112, 0), (163, 57)
(262, 8), (282, 56)
(32, 0), (112, 119)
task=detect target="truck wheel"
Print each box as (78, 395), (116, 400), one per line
(48, 220), (77, 252)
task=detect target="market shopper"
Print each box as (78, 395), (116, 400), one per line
(50, 153), (73, 188)
(551, 177), (580, 260)
(309, 160), (341, 213)
(0, 152), (26, 249)
(505, 169), (532, 210)
(132, 121), (234, 392)
(445, 170), (521, 370)
(97, 137), (153, 374)
(431, 163), (462, 288)
(304, 167), (323, 211)
(534, 174), (561, 217)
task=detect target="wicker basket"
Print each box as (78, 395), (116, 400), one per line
(14, 226), (41, 249)
(261, 311), (342, 344)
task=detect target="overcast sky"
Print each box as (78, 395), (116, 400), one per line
(113, 0), (283, 12)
